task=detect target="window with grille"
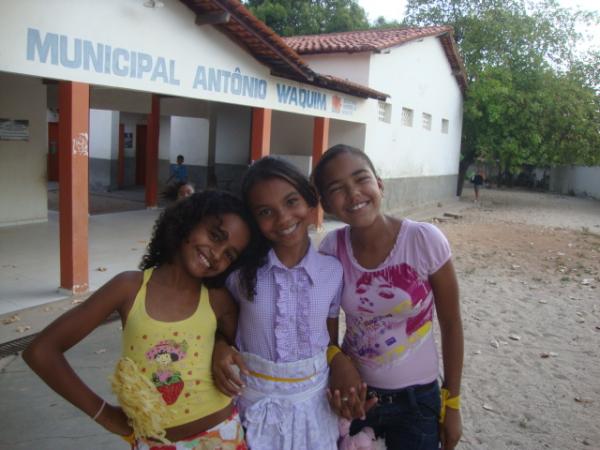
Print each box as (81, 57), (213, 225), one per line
(401, 107), (413, 127)
(378, 102), (392, 123)
(422, 113), (432, 131)
(441, 118), (449, 134)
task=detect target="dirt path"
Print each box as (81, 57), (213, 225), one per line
(437, 189), (600, 449)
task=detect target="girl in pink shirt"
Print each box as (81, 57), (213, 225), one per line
(313, 145), (464, 450)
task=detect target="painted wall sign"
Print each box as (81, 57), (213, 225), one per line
(124, 132), (133, 149)
(192, 66), (267, 99)
(27, 28), (181, 85)
(20, 28), (368, 121)
(276, 83), (327, 111)
(0, 0), (373, 123)
(0, 119), (30, 141)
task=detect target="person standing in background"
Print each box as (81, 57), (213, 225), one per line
(471, 169), (485, 203)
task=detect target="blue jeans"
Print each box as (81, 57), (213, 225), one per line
(350, 381), (440, 450)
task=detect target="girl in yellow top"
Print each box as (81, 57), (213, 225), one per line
(24, 191), (264, 449)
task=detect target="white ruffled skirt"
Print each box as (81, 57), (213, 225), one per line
(238, 351), (339, 450)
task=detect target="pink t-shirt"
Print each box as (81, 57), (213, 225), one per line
(319, 219), (451, 389)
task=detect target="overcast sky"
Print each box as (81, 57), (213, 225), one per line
(357, 0), (599, 50)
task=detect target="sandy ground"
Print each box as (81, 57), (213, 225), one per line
(1, 188), (598, 449)
(436, 189), (600, 449)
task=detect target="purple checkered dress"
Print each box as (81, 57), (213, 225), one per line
(226, 244), (343, 450)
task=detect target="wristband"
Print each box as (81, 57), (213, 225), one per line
(326, 345), (342, 365)
(92, 399), (106, 421)
(120, 432), (136, 444)
(439, 388), (460, 423)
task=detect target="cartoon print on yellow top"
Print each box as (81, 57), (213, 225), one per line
(145, 339), (188, 405)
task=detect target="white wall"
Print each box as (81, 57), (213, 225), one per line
(158, 116), (171, 160)
(89, 109), (118, 159)
(365, 37), (463, 179)
(550, 166), (600, 199)
(0, 73), (47, 225)
(169, 116), (209, 165)
(271, 111), (314, 156)
(329, 119), (367, 150)
(90, 88), (151, 114)
(162, 97), (211, 119)
(299, 53), (371, 87)
(214, 103), (251, 165)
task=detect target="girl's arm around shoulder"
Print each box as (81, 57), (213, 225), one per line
(208, 287), (238, 345)
(209, 287), (248, 397)
(317, 227), (343, 257)
(429, 260), (463, 450)
(22, 271), (140, 435)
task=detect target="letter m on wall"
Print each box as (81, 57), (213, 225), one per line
(27, 28), (59, 65)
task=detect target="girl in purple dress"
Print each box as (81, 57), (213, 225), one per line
(212, 157), (368, 450)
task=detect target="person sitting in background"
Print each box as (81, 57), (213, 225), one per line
(162, 181), (195, 203)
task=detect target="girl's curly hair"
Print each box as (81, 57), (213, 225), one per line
(139, 190), (268, 293)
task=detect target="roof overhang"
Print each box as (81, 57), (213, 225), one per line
(179, 0), (388, 100)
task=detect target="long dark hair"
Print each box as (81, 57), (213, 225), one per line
(312, 144), (379, 198)
(140, 190), (263, 291)
(238, 156), (317, 300)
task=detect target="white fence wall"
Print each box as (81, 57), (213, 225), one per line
(550, 166), (600, 199)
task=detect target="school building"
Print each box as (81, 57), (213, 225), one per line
(0, 0), (466, 296)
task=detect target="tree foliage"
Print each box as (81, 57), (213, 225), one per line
(244, 0), (369, 36)
(404, 0), (600, 193)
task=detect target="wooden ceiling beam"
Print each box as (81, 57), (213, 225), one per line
(195, 10), (231, 26)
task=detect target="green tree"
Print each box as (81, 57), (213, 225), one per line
(372, 16), (403, 29)
(244, 0), (369, 36)
(404, 0), (600, 194)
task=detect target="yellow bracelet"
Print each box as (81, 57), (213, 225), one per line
(326, 345), (342, 365)
(439, 388), (461, 423)
(120, 432), (135, 444)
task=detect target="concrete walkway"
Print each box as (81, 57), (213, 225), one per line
(0, 196), (469, 450)
(0, 208), (160, 316)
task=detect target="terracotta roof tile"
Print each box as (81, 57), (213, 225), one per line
(284, 26), (453, 54)
(284, 27), (467, 94)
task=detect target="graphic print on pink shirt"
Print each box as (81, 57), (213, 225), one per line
(346, 263), (434, 367)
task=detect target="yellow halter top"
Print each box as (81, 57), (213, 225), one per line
(122, 269), (230, 428)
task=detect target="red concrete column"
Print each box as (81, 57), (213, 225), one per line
(118, 124), (125, 188)
(312, 116), (330, 229)
(250, 107), (272, 162)
(145, 95), (160, 207)
(58, 81), (89, 293)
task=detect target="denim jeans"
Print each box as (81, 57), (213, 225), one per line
(350, 381), (440, 450)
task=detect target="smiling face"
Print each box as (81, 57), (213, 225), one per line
(178, 213), (250, 279)
(247, 177), (312, 252)
(320, 152), (384, 228)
